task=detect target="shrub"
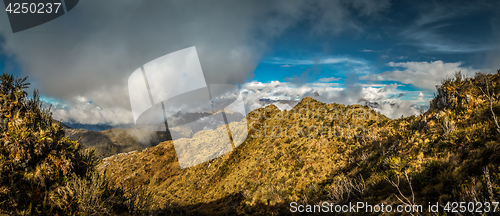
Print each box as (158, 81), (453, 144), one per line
(0, 73), (128, 215)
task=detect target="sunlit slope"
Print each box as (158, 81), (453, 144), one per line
(101, 72), (500, 215)
(100, 97), (385, 213)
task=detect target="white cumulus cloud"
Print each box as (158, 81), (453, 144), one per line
(318, 77), (342, 82)
(361, 60), (486, 90)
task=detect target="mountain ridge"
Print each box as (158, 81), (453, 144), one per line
(99, 72), (500, 215)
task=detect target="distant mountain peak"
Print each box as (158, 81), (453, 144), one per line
(264, 103), (279, 110)
(294, 96), (324, 109)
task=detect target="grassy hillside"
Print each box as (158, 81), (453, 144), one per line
(2, 71), (499, 215)
(101, 71), (500, 215)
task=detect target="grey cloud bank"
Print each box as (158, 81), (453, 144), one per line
(0, 0), (397, 125)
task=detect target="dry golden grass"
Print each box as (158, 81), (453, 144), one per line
(98, 72), (500, 215)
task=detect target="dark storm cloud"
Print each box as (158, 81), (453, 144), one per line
(485, 3), (500, 72)
(0, 0), (391, 124)
(401, 0), (500, 54)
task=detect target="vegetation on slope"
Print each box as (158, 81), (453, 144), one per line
(102, 71), (500, 215)
(0, 73), (145, 215)
(2, 70), (500, 215)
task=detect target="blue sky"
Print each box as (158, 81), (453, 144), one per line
(246, 0), (499, 112)
(0, 0), (499, 127)
(252, 0), (498, 84)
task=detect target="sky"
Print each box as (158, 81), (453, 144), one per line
(0, 0), (499, 128)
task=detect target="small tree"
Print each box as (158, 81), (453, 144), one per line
(475, 72), (500, 133)
(385, 171), (418, 216)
